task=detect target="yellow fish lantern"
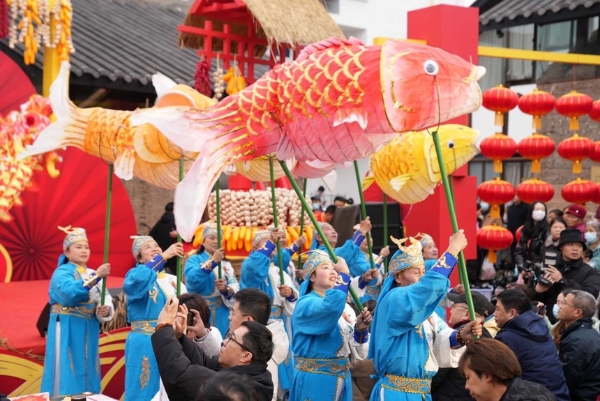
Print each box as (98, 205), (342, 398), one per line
(363, 124), (479, 204)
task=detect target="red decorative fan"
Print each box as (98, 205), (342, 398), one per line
(0, 148), (137, 281)
(0, 52), (37, 115)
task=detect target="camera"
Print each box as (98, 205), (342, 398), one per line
(187, 311), (194, 327)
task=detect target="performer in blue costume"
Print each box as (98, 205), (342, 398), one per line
(358, 232), (390, 303)
(184, 222), (238, 335)
(368, 230), (482, 401)
(290, 250), (372, 401)
(123, 236), (185, 401)
(241, 228), (302, 401)
(418, 233), (448, 320)
(41, 226), (114, 397)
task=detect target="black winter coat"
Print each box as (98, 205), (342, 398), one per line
(559, 318), (600, 401)
(500, 378), (556, 401)
(533, 255), (600, 323)
(151, 326), (274, 401)
(495, 311), (570, 401)
(515, 224), (548, 268)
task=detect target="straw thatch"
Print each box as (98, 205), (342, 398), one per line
(179, 0), (344, 54)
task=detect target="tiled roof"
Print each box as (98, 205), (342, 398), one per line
(479, 0), (600, 30)
(2, 0), (201, 88)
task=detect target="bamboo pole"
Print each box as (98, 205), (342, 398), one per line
(216, 180), (223, 279)
(176, 158), (184, 296)
(100, 164), (113, 305)
(269, 158), (285, 285)
(353, 162), (376, 271)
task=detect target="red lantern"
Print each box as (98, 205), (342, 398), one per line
(557, 134), (594, 174)
(515, 225), (523, 242)
(589, 100), (600, 122)
(482, 85), (519, 127)
(516, 178), (554, 204)
(479, 133), (517, 173)
(517, 133), (555, 174)
(477, 224), (514, 263)
(517, 88), (555, 131)
(477, 178), (515, 219)
(591, 184), (600, 204)
(561, 178), (598, 205)
(591, 142), (600, 163)
(555, 90), (593, 131)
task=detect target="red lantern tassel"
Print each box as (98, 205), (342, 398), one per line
(490, 204), (500, 219)
(572, 160), (583, 174)
(531, 159), (541, 174)
(532, 115), (541, 131)
(0, 0), (8, 39)
(493, 159), (503, 173)
(488, 250), (497, 264)
(495, 111), (504, 127)
(569, 117), (579, 131)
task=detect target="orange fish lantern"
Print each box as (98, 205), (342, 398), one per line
(479, 133), (517, 173)
(517, 88), (555, 131)
(130, 37), (486, 241)
(516, 178), (554, 204)
(477, 178), (514, 219)
(557, 134), (594, 174)
(555, 91), (593, 131)
(561, 178), (597, 205)
(482, 85), (519, 127)
(517, 133), (555, 174)
(477, 224), (513, 263)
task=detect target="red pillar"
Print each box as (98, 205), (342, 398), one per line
(404, 5), (480, 286)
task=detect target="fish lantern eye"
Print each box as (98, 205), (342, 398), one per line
(447, 140), (455, 149)
(423, 60), (439, 76)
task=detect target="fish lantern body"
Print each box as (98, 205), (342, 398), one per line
(477, 225), (513, 263)
(516, 178), (554, 204)
(556, 91), (593, 131)
(364, 124), (479, 204)
(129, 37), (486, 241)
(517, 89), (555, 130)
(517, 133), (555, 173)
(557, 134), (594, 174)
(479, 134), (517, 173)
(561, 178), (597, 205)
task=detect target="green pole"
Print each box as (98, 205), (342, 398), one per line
(383, 193), (389, 274)
(447, 178), (468, 288)
(353, 162), (376, 271)
(431, 129), (476, 323)
(278, 160), (363, 310)
(100, 164), (113, 305)
(176, 158), (184, 296)
(216, 180), (223, 279)
(297, 178), (308, 272)
(269, 158), (285, 285)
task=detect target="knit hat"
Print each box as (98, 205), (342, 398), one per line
(566, 204), (586, 219)
(388, 236), (424, 273)
(557, 228), (586, 250)
(131, 236), (156, 258)
(59, 226), (88, 249)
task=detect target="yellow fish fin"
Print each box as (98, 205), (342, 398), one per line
(390, 175), (411, 192)
(362, 174), (375, 190)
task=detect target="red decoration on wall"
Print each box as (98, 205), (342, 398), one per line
(477, 224), (513, 263)
(479, 133), (517, 173)
(561, 178), (598, 205)
(555, 90), (593, 131)
(516, 178), (554, 204)
(517, 133), (555, 173)
(477, 178), (515, 219)
(482, 85), (519, 127)
(557, 134), (594, 174)
(517, 88), (555, 130)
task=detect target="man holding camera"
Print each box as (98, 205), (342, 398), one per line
(533, 228), (600, 324)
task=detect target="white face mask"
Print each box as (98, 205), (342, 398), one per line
(480, 202), (490, 212)
(532, 210), (546, 222)
(584, 232), (598, 243)
(552, 304), (560, 319)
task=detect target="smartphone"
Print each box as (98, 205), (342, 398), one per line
(187, 311), (194, 327)
(537, 304), (546, 316)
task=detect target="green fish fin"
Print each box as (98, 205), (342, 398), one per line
(390, 175), (410, 192)
(362, 174), (375, 190)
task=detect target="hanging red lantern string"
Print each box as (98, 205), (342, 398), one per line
(477, 224), (513, 264)
(557, 134), (594, 174)
(561, 178), (598, 205)
(555, 90), (593, 131)
(517, 133), (555, 174)
(516, 178), (555, 204)
(517, 88), (555, 131)
(477, 178), (515, 219)
(479, 133), (517, 173)
(482, 85), (519, 127)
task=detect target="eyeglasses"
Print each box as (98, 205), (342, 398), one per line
(222, 335), (253, 354)
(559, 299), (580, 310)
(228, 307), (250, 318)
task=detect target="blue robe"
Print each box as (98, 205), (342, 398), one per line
(123, 255), (178, 401)
(368, 252), (458, 401)
(290, 273), (353, 401)
(184, 251), (238, 335)
(319, 232), (370, 278)
(41, 262), (112, 397)
(425, 259), (447, 321)
(359, 251), (385, 304)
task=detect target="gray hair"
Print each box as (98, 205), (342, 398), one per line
(561, 289), (597, 318)
(585, 220), (600, 233)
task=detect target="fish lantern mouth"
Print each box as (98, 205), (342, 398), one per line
(475, 66), (486, 82)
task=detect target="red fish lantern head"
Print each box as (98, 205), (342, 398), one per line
(482, 85), (519, 127)
(517, 88), (555, 131)
(479, 133), (517, 173)
(555, 90), (593, 131)
(557, 134), (594, 174)
(561, 178), (598, 205)
(477, 178), (515, 219)
(476, 224), (513, 263)
(516, 178), (554, 204)
(517, 133), (555, 174)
